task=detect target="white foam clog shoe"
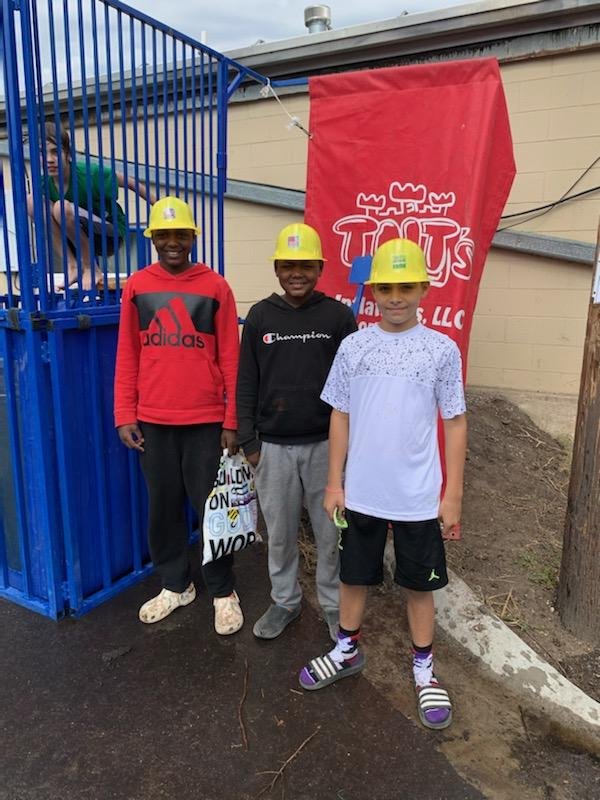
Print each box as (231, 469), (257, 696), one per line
(213, 591), (244, 635)
(138, 583), (196, 623)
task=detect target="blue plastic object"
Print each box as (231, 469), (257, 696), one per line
(349, 255), (373, 318)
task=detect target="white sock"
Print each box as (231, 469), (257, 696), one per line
(329, 630), (360, 664)
(413, 651), (434, 686)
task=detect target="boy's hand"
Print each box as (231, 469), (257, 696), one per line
(245, 451), (260, 468)
(324, 487), (345, 521)
(117, 423), (144, 452)
(221, 428), (238, 455)
(438, 493), (462, 540)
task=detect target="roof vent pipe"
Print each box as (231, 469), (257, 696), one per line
(304, 5), (332, 34)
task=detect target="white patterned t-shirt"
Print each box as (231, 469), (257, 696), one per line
(321, 323), (466, 521)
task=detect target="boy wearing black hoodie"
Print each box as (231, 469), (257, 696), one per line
(237, 223), (357, 642)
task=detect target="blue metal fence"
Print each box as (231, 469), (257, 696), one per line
(0, 0), (266, 617)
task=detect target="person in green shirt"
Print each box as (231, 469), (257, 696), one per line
(28, 122), (155, 290)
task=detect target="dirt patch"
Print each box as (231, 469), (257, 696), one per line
(451, 390), (599, 703)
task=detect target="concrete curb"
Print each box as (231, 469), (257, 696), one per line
(436, 569), (600, 756)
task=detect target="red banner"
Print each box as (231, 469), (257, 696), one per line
(305, 58), (515, 366)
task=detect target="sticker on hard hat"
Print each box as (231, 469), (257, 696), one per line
(163, 207), (177, 220)
(392, 254), (407, 270)
(287, 235), (300, 249)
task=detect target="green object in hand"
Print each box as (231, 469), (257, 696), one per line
(333, 507), (348, 530)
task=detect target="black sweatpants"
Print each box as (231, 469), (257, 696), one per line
(139, 422), (235, 597)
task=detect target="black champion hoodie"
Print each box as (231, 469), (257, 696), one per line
(237, 291), (357, 455)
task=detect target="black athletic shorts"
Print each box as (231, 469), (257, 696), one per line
(339, 509), (448, 592)
(65, 214), (122, 257)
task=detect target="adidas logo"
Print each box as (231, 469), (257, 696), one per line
(141, 331), (205, 349)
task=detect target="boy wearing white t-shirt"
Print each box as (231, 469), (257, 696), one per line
(299, 238), (467, 731)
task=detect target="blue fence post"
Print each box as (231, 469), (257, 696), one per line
(2, 0), (36, 311)
(0, 0), (67, 617)
(216, 59), (229, 277)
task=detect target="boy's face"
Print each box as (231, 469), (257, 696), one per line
(275, 259), (323, 307)
(371, 282), (429, 333)
(44, 140), (69, 179)
(152, 228), (195, 273)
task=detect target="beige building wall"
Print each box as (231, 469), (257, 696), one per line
(227, 93), (310, 189)
(469, 251), (589, 393)
(224, 50), (600, 395)
(501, 50), (600, 243)
(224, 94), (307, 315)
(472, 50), (599, 393)
(225, 200), (295, 318)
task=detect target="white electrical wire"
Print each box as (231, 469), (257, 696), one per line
(259, 79), (312, 138)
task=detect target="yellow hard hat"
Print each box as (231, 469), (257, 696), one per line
(143, 196), (200, 238)
(271, 223), (325, 261)
(365, 238), (429, 284)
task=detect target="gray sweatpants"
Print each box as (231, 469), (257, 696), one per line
(254, 440), (339, 613)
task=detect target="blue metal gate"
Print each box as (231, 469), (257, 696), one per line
(0, 0), (265, 617)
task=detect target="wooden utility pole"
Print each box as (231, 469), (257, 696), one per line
(557, 222), (600, 643)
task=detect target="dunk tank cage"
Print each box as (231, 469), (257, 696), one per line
(0, 0), (266, 617)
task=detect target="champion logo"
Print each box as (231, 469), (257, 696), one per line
(262, 331), (333, 345)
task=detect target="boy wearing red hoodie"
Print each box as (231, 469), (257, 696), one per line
(114, 197), (242, 635)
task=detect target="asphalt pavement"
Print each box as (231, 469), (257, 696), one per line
(0, 545), (484, 800)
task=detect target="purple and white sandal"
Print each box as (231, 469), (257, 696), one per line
(416, 680), (452, 729)
(299, 650), (366, 691)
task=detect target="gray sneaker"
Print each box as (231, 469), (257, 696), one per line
(324, 609), (339, 642)
(253, 603), (301, 639)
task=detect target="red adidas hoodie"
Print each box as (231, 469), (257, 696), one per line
(114, 262), (239, 429)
